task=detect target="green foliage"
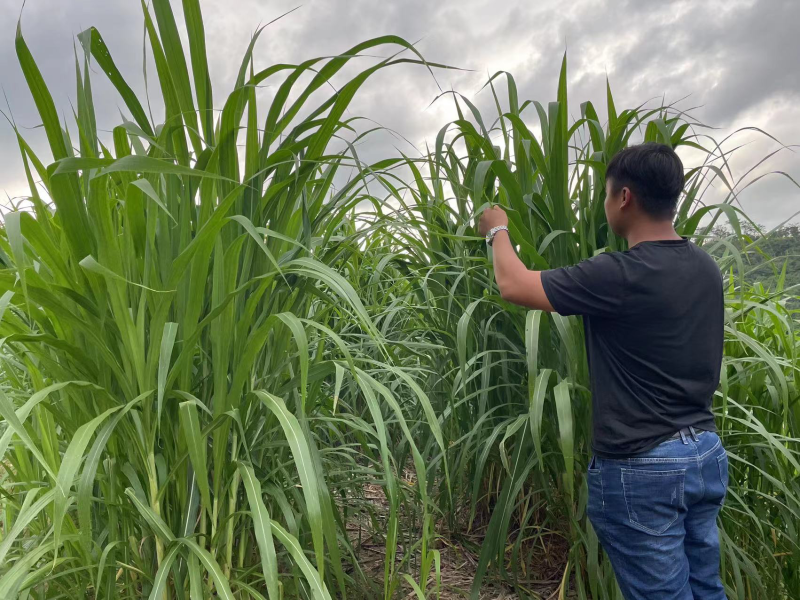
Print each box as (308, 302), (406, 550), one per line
(0, 2), (798, 600)
(359, 62), (799, 598)
(728, 225), (800, 297)
(0, 3), (446, 598)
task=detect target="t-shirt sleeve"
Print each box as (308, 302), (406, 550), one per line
(540, 252), (627, 317)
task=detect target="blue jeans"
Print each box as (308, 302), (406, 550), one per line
(587, 429), (728, 599)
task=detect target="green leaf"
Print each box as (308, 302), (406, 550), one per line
(254, 391), (326, 581)
(553, 380), (574, 499)
(269, 521), (333, 600)
(179, 538), (236, 600)
(125, 488), (175, 543)
(0, 489), (55, 566)
(53, 406), (121, 562)
(238, 462), (280, 600)
(157, 322), (178, 422)
(78, 393), (148, 550)
(78, 27), (154, 136)
(16, 21), (69, 160)
(0, 539), (56, 598)
(131, 179), (178, 224)
(528, 369), (553, 467)
(182, 0), (214, 143)
(147, 542), (183, 600)
(178, 401), (212, 511)
(0, 389), (57, 481)
(275, 313), (309, 414)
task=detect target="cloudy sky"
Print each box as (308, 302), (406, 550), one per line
(0, 0), (797, 227)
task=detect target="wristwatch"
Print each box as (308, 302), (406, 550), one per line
(486, 225), (509, 246)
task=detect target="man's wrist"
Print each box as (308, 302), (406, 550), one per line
(486, 225), (509, 246)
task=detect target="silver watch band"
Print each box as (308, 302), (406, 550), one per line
(486, 225), (509, 246)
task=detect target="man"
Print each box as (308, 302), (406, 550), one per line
(479, 142), (728, 599)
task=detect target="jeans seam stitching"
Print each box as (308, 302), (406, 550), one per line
(696, 442), (705, 497)
(622, 470), (631, 525)
(698, 439), (722, 461)
(600, 469), (604, 511)
(717, 453), (728, 505)
(621, 468), (686, 476)
(588, 459), (605, 515)
(600, 459), (605, 510)
(626, 457), (697, 463)
(629, 516), (679, 536)
(699, 455), (705, 497)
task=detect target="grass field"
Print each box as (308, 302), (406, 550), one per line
(0, 1), (797, 599)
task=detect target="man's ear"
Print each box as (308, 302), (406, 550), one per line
(620, 186), (632, 209)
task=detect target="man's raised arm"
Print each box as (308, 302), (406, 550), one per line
(478, 205), (554, 312)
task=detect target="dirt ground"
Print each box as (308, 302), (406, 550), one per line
(344, 481), (570, 599)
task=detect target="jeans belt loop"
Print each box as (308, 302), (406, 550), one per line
(689, 425), (700, 442)
(679, 428), (689, 445)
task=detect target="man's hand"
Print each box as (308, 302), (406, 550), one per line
(478, 205), (509, 237)
(478, 204), (555, 312)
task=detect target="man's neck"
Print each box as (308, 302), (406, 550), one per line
(625, 220), (682, 249)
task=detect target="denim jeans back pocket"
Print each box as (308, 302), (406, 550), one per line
(621, 468), (685, 535)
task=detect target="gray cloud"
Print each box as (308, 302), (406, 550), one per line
(0, 0), (797, 225)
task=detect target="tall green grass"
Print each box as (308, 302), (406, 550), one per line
(0, 1), (797, 599)
(367, 59), (800, 599)
(0, 2), (450, 598)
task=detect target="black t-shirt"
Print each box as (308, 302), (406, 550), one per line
(540, 238), (723, 458)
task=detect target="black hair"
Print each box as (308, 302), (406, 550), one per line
(605, 143), (684, 219)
